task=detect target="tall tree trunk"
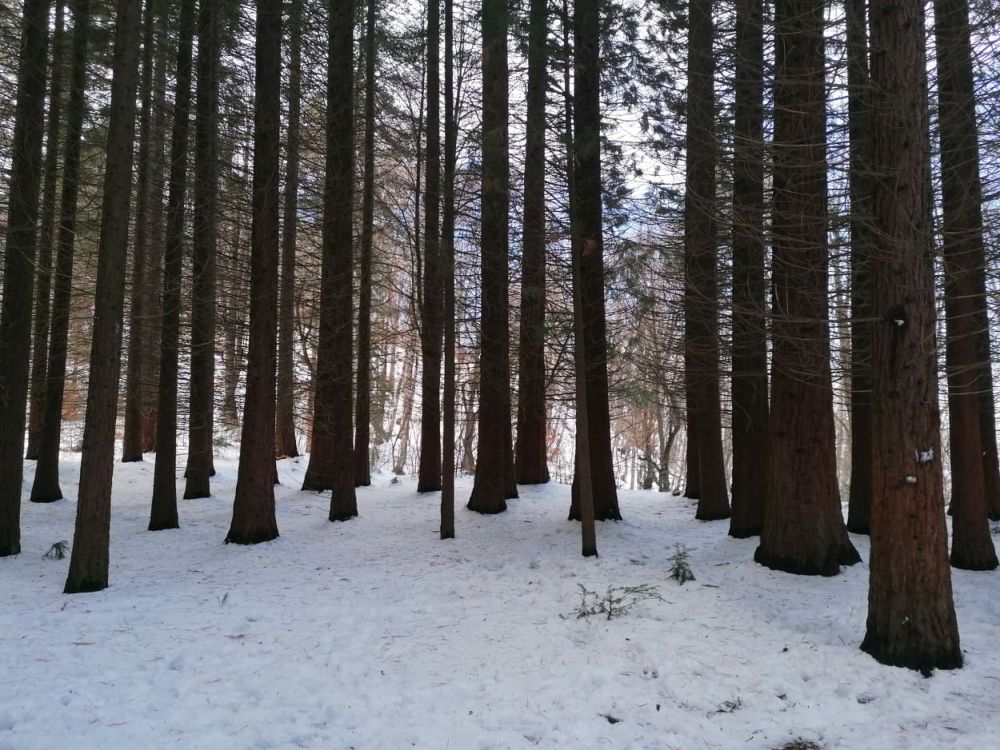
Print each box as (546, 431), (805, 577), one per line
(275, 0), (302, 460)
(440, 0), (456, 539)
(514, 0), (550, 486)
(0, 0), (50, 555)
(302, 0), (358, 522)
(393, 348), (417, 475)
(226, 0), (283, 545)
(150, 0), (196, 531)
(934, 0), (998, 568)
(754, 0), (859, 575)
(63, 0), (142, 592)
(184, 0), (221, 499)
(729, 0), (767, 538)
(468, 0), (515, 514)
(845, 0), (874, 534)
(122, 0), (158, 463)
(26, 0), (66, 462)
(861, 0), (962, 669)
(29, 0), (91, 505)
(417, 0), (443, 493)
(684, 0), (729, 521)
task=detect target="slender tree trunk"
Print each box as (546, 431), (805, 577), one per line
(729, 0), (767, 538)
(393, 349), (417, 475)
(226, 0), (283, 545)
(276, 0), (302, 460)
(754, 0), (859, 575)
(468, 0), (515, 514)
(150, 0), (196, 531)
(440, 0), (456, 538)
(933, 0), (997, 568)
(861, 0), (962, 669)
(122, 0), (158, 463)
(26, 0), (66, 462)
(184, 0), (221, 499)
(684, 0), (729, 522)
(845, 0), (874, 534)
(29, 0), (91, 505)
(64, 0), (142, 592)
(302, 0), (358, 522)
(514, 0), (550, 486)
(0, 0), (50, 555)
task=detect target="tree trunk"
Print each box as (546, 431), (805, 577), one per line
(26, 0), (66, 462)
(275, 0), (302, 461)
(933, 0), (998, 569)
(226, 0), (283, 545)
(684, 0), (729, 522)
(729, 0), (767, 537)
(754, 0), (859, 575)
(122, 0), (158, 463)
(29, 0), (91, 506)
(861, 0), (962, 670)
(64, 0), (142, 592)
(514, 0), (550, 486)
(440, 0), (456, 539)
(393, 349), (417, 475)
(184, 0), (222, 499)
(302, 0), (358, 522)
(468, 0), (515, 514)
(150, 0), (196, 531)
(0, 0), (50, 555)
(417, 0), (443, 493)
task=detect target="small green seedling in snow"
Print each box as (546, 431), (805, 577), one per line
(44, 540), (69, 560)
(668, 544), (695, 584)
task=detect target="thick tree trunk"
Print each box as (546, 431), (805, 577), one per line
(754, 0), (859, 575)
(26, 1), (66, 462)
(684, 0), (729, 522)
(861, 0), (962, 670)
(226, 0), (283, 545)
(122, 0), (157, 463)
(514, 0), (550, 486)
(184, 0), (221, 499)
(934, 0), (997, 569)
(468, 0), (515, 514)
(275, 0), (302, 461)
(64, 0), (142, 592)
(729, 0), (767, 538)
(150, 0), (196, 531)
(417, 0), (443, 493)
(302, 0), (358, 522)
(0, 0), (50, 555)
(29, 0), (91, 506)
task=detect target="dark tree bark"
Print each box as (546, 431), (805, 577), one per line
(933, 0), (998, 569)
(276, 0), (302, 461)
(684, 0), (729, 522)
(26, 0), (66, 462)
(440, 0), (456, 539)
(354, 0), (377, 487)
(468, 0), (515, 514)
(63, 0), (142, 593)
(418, 0), (443, 493)
(754, 0), (859, 575)
(150, 0), (196, 531)
(302, 0), (358, 522)
(226, 0), (283, 545)
(122, 0), (158, 463)
(184, 0), (221, 499)
(566, 0), (618, 523)
(0, 0), (50, 555)
(514, 0), (550, 486)
(861, 0), (962, 670)
(29, 0), (91, 505)
(728, 0), (767, 538)
(845, 0), (873, 535)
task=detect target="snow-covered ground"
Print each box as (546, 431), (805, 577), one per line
(1, 451), (998, 750)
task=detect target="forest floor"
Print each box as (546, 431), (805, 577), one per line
(1, 450), (998, 750)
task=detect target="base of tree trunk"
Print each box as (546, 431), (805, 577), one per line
(467, 495), (507, 515)
(860, 632), (962, 675)
(30, 485), (63, 503)
(354, 478), (371, 488)
(30, 497), (61, 504)
(695, 505), (731, 522)
(950, 548), (998, 571)
(329, 510), (358, 523)
(64, 577), (108, 594)
(416, 481), (442, 494)
(120, 454), (143, 463)
(0, 543), (21, 557)
(148, 518), (179, 531)
(183, 487), (211, 500)
(727, 522), (761, 539)
(753, 542), (859, 577)
(225, 527), (279, 545)
(846, 518), (870, 535)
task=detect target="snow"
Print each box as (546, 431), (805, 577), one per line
(2, 451), (998, 750)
